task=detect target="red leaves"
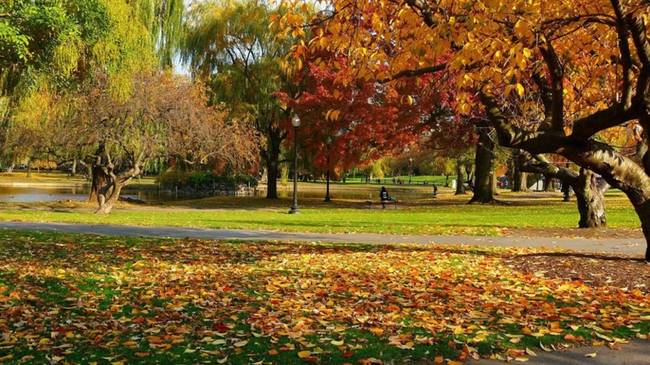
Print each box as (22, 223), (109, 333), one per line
(211, 322), (232, 333)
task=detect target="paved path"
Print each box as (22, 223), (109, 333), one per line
(473, 341), (650, 365)
(0, 221), (645, 257)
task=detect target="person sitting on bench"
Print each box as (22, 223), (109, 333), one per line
(380, 186), (395, 208)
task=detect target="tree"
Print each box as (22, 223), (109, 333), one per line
(0, 0), (108, 95)
(277, 50), (440, 199)
(71, 72), (258, 213)
(278, 0), (650, 260)
(520, 154), (609, 227)
(182, 0), (305, 199)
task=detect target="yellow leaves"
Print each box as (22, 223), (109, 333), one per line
(516, 83), (525, 97)
(297, 350), (311, 358)
(3, 234), (650, 364)
(513, 19), (533, 41)
(505, 83), (525, 98)
(325, 109), (341, 121)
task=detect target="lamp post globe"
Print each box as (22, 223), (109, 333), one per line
(291, 114), (301, 128)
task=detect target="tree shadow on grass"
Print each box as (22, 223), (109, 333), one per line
(513, 251), (646, 262)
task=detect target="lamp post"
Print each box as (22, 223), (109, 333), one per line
(289, 114), (301, 214)
(324, 135), (333, 202)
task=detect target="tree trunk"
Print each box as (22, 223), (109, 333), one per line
(574, 169), (607, 228)
(635, 202), (650, 262)
(519, 172), (528, 192)
(455, 159), (466, 195)
(491, 171), (498, 195)
(71, 158), (77, 177)
(543, 175), (553, 192)
(512, 149), (523, 192)
(96, 181), (123, 214)
(89, 164), (108, 203)
(512, 165), (522, 192)
(324, 168), (331, 202)
(562, 181), (572, 201)
(444, 174), (449, 187)
(470, 127), (495, 203)
(26, 159), (32, 178)
(265, 136), (281, 200)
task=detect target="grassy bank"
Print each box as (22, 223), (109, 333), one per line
(0, 191), (640, 236)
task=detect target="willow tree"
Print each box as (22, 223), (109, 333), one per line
(129, 0), (184, 67)
(0, 0), (111, 168)
(182, 0), (303, 199)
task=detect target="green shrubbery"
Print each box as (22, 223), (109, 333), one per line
(157, 170), (258, 193)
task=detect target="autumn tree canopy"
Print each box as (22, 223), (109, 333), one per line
(278, 0), (650, 260)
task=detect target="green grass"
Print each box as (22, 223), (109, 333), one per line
(0, 195), (640, 236)
(339, 175), (447, 185)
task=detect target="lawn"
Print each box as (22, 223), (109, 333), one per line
(0, 230), (648, 364)
(0, 192), (640, 236)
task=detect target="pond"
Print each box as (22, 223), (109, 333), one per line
(0, 182), (438, 203)
(0, 185), (171, 203)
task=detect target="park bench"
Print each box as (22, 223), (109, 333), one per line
(365, 199), (398, 209)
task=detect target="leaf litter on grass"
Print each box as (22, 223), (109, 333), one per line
(0, 230), (648, 364)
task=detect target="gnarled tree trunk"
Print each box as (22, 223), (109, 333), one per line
(89, 144), (141, 214)
(95, 180), (123, 214)
(574, 169), (607, 228)
(520, 154), (608, 229)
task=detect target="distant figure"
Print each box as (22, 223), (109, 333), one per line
(380, 186), (395, 208)
(432, 183), (438, 198)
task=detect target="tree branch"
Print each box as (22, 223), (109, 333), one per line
(380, 63), (447, 83)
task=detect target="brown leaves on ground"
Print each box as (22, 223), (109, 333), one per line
(0, 232), (648, 364)
(506, 253), (650, 292)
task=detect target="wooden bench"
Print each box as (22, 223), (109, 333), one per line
(365, 199), (398, 209)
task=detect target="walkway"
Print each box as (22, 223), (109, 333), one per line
(473, 341), (650, 365)
(0, 221), (645, 257)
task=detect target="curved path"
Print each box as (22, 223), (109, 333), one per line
(0, 221), (645, 257)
